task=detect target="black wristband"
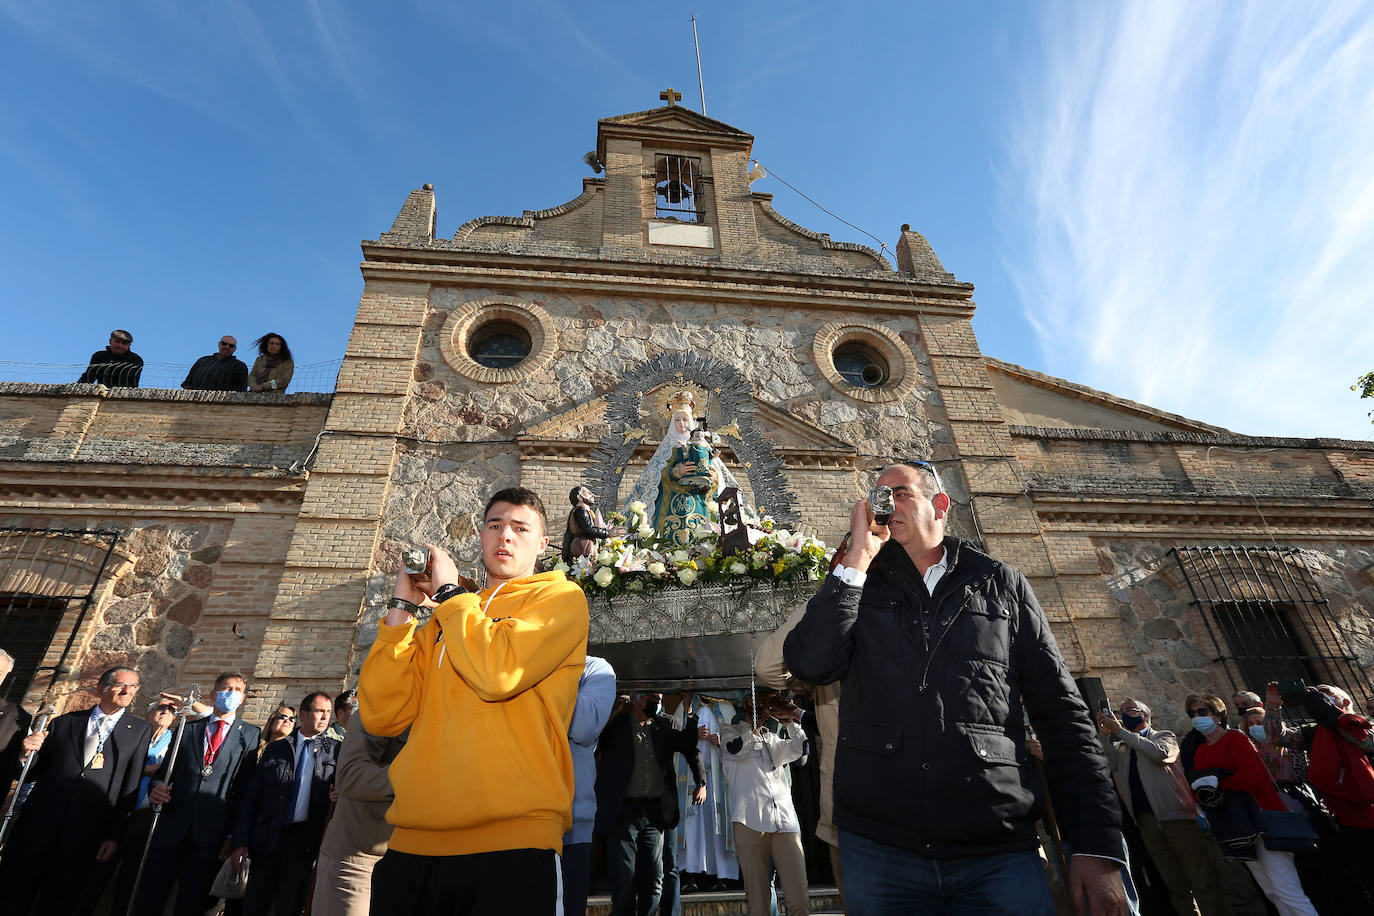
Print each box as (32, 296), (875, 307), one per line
(432, 583), (468, 604)
(386, 597), (420, 615)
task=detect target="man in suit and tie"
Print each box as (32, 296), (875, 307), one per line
(0, 665), (152, 915)
(135, 671), (262, 916)
(0, 648), (33, 786)
(230, 690), (340, 916)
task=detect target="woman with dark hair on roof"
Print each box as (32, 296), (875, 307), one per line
(248, 332), (295, 393)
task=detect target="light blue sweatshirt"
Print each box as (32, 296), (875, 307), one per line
(564, 655), (616, 846)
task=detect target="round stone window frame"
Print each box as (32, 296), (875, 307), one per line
(439, 299), (558, 383)
(813, 319), (918, 404)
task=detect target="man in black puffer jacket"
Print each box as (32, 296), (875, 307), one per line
(784, 461), (1126, 915)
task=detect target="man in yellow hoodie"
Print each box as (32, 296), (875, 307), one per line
(359, 486), (589, 914)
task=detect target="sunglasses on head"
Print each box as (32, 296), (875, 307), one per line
(901, 459), (944, 494)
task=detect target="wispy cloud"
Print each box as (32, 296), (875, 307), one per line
(1004, 2), (1374, 439)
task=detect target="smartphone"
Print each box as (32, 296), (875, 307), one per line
(869, 485), (895, 525)
(1277, 678), (1306, 700)
(1099, 698), (1112, 717)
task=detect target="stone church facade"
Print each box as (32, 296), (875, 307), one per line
(2, 99), (1372, 728)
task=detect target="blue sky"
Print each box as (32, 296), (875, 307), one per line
(2, 2), (1371, 438)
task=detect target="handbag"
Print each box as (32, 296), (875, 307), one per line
(1258, 808), (1321, 854)
(209, 856), (250, 900)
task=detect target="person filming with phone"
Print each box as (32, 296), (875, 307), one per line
(783, 461), (1127, 916)
(357, 486), (589, 914)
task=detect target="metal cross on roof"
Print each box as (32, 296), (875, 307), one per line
(659, 87), (682, 107)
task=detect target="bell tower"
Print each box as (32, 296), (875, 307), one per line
(595, 91), (760, 258)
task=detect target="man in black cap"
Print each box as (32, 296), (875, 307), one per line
(78, 329), (143, 387)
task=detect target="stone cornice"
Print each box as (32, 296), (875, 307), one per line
(453, 179), (604, 243)
(358, 247), (975, 317)
(1008, 424), (1374, 451)
(516, 437), (861, 469)
(1024, 493), (1374, 537)
(0, 462), (307, 509)
(753, 196), (893, 271)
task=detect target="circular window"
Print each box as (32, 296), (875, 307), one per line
(439, 300), (557, 383)
(833, 342), (889, 388)
(468, 321), (532, 369)
(812, 319), (917, 404)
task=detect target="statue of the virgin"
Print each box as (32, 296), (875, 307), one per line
(625, 396), (753, 547)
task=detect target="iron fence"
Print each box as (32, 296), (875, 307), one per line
(0, 359), (343, 393)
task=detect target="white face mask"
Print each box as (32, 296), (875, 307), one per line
(215, 689), (244, 713)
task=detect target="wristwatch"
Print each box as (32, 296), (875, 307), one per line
(432, 583), (469, 604)
(386, 597), (420, 615)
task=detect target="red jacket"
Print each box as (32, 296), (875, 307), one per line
(1307, 713), (1374, 828)
(1194, 728), (1285, 812)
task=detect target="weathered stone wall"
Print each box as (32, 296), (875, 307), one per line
(1092, 538), (1374, 733)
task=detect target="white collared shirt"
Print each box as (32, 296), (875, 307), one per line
(834, 544), (948, 593)
(721, 726), (807, 834)
(87, 706), (126, 740)
(204, 712), (237, 757)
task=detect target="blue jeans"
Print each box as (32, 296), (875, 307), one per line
(839, 829), (1055, 915)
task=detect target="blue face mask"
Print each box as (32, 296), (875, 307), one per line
(1248, 725), (1269, 742)
(1121, 714), (1145, 732)
(215, 689), (244, 713)
(1193, 715), (1217, 735)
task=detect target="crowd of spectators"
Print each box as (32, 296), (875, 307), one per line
(75, 329), (296, 393)
(1096, 681), (1374, 916)
(2, 471), (1372, 916)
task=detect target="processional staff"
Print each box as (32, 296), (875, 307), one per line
(125, 684), (201, 916)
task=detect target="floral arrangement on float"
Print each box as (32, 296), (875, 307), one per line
(543, 499), (831, 599)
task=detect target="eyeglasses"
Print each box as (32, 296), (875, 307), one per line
(902, 459), (944, 495)
(154, 704), (177, 713)
(1188, 707), (1216, 717)
(219, 341), (236, 348)
(271, 714), (296, 723)
(107, 682), (140, 692)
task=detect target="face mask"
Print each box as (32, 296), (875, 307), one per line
(216, 689), (244, 713)
(1121, 714), (1145, 731)
(1248, 725), (1269, 742)
(1193, 715), (1217, 735)
(642, 697), (661, 717)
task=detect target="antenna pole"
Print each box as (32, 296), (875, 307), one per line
(691, 15), (707, 115)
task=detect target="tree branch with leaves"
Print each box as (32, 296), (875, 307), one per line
(1355, 372), (1374, 424)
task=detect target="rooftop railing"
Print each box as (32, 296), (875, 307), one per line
(0, 359), (344, 394)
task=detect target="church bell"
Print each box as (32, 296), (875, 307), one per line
(658, 179), (689, 204)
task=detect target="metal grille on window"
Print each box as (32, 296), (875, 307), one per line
(0, 527), (121, 702)
(1171, 545), (1371, 697)
(654, 155), (703, 222)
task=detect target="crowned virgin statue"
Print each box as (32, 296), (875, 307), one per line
(625, 395), (753, 547)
